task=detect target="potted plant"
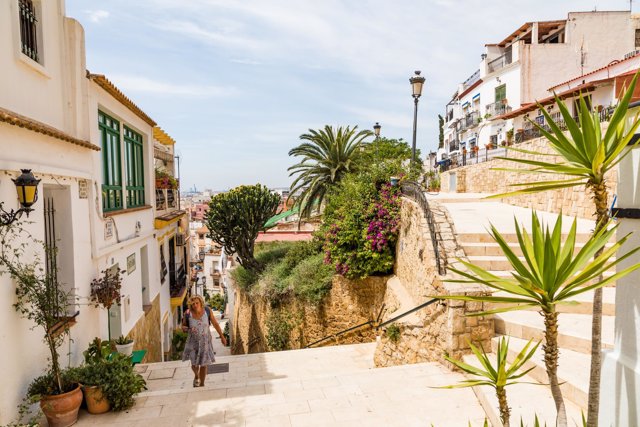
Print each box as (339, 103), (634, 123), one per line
(506, 128), (514, 145)
(114, 335), (134, 356)
(0, 224), (82, 427)
(89, 267), (125, 342)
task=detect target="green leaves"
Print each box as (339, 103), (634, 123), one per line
(442, 212), (640, 315)
(442, 337), (539, 391)
(206, 184), (280, 273)
(288, 125), (373, 218)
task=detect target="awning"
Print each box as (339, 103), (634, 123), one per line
(462, 101), (470, 108)
(472, 93), (480, 101)
(154, 210), (186, 230)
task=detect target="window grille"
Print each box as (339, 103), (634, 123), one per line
(19, 0), (38, 62)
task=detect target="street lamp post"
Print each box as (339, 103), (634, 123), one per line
(409, 71), (426, 165)
(373, 122), (381, 140)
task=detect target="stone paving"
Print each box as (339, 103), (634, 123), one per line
(75, 341), (488, 427)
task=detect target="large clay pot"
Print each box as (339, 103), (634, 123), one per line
(82, 385), (111, 414)
(40, 385), (83, 427)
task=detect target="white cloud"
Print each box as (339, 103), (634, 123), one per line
(230, 58), (262, 66)
(108, 75), (237, 98)
(86, 9), (109, 23)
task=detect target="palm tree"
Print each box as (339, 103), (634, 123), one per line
(288, 125), (372, 218)
(441, 213), (640, 427)
(442, 337), (540, 427)
(492, 73), (640, 426)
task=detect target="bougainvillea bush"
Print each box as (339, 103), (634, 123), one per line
(320, 174), (401, 279)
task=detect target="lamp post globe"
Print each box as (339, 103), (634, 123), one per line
(13, 169), (41, 213)
(409, 71), (426, 164)
(373, 122), (381, 139)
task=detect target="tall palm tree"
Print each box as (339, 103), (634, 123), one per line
(441, 213), (640, 427)
(288, 125), (372, 218)
(492, 73), (640, 426)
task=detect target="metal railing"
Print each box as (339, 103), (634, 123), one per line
(487, 51), (512, 73)
(485, 101), (512, 118)
(305, 298), (440, 348)
(462, 69), (480, 90)
(459, 111), (480, 131)
(401, 181), (446, 275)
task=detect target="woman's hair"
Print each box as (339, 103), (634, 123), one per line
(187, 295), (206, 310)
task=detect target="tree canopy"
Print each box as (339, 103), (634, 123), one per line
(205, 184), (280, 273)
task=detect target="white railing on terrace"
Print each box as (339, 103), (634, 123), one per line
(462, 69), (480, 90)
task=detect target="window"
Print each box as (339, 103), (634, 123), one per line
(99, 112), (123, 212)
(19, 0), (39, 62)
(160, 244), (167, 283)
(124, 126), (145, 208)
(99, 112), (146, 212)
(495, 84), (507, 102)
(635, 29), (640, 48)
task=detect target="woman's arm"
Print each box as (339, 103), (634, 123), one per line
(209, 308), (227, 345)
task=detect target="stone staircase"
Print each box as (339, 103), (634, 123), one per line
(75, 342), (489, 427)
(458, 231), (616, 425)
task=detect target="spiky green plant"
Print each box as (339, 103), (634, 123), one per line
(288, 125), (372, 218)
(441, 337), (539, 427)
(438, 212), (640, 427)
(491, 73), (640, 427)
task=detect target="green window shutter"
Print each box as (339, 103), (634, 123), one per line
(99, 111), (123, 212)
(124, 126), (145, 208)
(495, 84), (507, 102)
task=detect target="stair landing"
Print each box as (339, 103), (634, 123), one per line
(75, 343), (488, 427)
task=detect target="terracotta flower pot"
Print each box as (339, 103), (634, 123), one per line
(82, 385), (111, 414)
(40, 384), (83, 427)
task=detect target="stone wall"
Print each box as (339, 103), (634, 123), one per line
(440, 137), (617, 220)
(374, 198), (493, 368)
(231, 275), (388, 354)
(128, 295), (162, 362)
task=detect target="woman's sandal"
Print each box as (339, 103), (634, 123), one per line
(193, 378), (200, 387)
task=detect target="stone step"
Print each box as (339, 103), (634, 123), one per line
(458, 232), (593, 244)
(493, 335), (590, 409)
(461, 241), (615, 257)
(487, 288), (616, 316)
(462, 354), (585, 426)
(494, 311), (614, 355)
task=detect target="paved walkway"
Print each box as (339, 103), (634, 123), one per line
(427, 192), (596, 234)
(75, 343), (487, 427)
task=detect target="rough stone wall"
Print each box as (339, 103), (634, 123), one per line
(374, 198), (493, 369)
(231, 275), (387, 355)
(128, 295), (162, 362)
(440, 137), (617, 219)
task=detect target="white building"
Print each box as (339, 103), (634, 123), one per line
(0, 1), (184, 422)
(441, 11), (640, 167)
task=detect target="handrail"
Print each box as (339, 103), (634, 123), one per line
(400, 181), (446, 275)
(304, 298), (441, 348)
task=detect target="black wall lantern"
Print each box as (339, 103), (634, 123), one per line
(1, 169), (41, 226)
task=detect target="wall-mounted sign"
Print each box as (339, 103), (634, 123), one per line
(127, 253), (136, 275)
(105, 220), (114, 240)
(78, 179), (88, 199)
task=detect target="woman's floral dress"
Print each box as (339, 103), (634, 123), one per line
(182, 308), (216, 366)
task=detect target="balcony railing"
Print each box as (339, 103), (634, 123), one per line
(487, 52), (512, 73)
(170, 264), (186, 298)
(486, 101), (512, 118)
(449, 139), (460, 152)
(462, 69), (480, 90)
(155, 189), (178, 212)
(459, 111), (480, 131)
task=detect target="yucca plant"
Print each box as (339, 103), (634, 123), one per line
(288, 125), (372, 218)
(439, 212), (640, 427)
(441, 337), (540, 427)
(491, 73), (640, 427)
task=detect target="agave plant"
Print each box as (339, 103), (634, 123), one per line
(288, 125), (372, 218)
(440, 212), (640, 427)
(492, 73), (640, 427)
(442, 337), (539, 427)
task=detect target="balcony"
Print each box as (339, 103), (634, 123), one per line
(448, 139), (460, 152)
(170, 264), (187, 299)
(487, 51), (512, 74)
(459, 111), (480, 132)
(155, 189), (178, 213)
(485, 101), (512, 119)
(462, 69), (480, 91)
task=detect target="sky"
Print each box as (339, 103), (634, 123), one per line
(66, 0), (636, 191)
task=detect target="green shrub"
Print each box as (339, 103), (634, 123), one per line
(266, 310), (296, 351)
(385, 324), (401, 343)
(289, 253), (334, 305)
(171, 329), (188, 360)
(208, 293), (225, 311)
(230, 265), (259, 290)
